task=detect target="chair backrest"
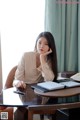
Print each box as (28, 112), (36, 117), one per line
(4, 65), (17, 89)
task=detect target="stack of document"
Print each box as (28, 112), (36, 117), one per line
(31, 81), (80, 93)
(32, 81), (64, 92)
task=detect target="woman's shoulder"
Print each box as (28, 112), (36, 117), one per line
(23, 51), (36, 57)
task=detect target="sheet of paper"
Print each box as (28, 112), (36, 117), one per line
(70, 73), (80, 81)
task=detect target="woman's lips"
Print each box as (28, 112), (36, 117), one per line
(40, 49), (44, 52)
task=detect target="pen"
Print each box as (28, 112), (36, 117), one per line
(13, 90), (25, 95)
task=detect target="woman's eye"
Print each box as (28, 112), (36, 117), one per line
(39, 41), (41, 44)
(45, 43), (48, 45)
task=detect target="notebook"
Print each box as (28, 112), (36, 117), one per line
(60, 81), (80, 88)
(37, 81), (65, 91)
(31, 81), (65, 93)
(31, 84), (49, 92)
(31, 80), (80, 93)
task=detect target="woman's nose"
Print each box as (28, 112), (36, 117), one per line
(40, 44), (44, 48)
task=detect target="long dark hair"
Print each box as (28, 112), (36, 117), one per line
(35, 31), (58, 81)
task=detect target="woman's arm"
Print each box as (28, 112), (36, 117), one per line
(41, 62), (55, 81)
(13, 53), (26, 88)
(40, 49), (55, 81)
(15, 53), (25, 80)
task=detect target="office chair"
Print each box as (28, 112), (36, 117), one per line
(4, 66), (17, 89)
(0, 65), (17, 120)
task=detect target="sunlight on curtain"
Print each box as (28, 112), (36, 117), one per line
(0, 0), (45, 87)
(45, 0), (80, 72)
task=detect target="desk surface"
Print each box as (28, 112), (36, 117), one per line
(0, 85), (80, 110)
(0, 85), (42, 107)
(34, 86), (80, 97)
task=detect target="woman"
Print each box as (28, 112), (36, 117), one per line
(13, 31), (57, 87)
(13, 31), (58, 120)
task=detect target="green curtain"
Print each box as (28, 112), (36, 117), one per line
(45, 0), (80, 72)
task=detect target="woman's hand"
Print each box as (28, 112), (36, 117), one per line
(40, 49), (52, 63)
(42, 48), (52, 56)
(15, 81), (26, 89)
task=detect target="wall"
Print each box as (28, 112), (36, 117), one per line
(1, 0), (45, 87)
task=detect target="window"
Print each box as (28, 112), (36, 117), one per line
(0, 0), (45, 87)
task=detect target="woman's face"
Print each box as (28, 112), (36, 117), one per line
(37, 37), (50, 54)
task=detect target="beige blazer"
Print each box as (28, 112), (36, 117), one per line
(14, 51), (55, 84)
(13, 51), (55, 104)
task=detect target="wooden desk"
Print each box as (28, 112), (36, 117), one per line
(28, 86), (80, 120)
(34, 86), (80, 109)
(34, 86), (80, 98)
(1, 85), (80, 120)
(0, 85), (80, 107)
(0, 85), (42, 107)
